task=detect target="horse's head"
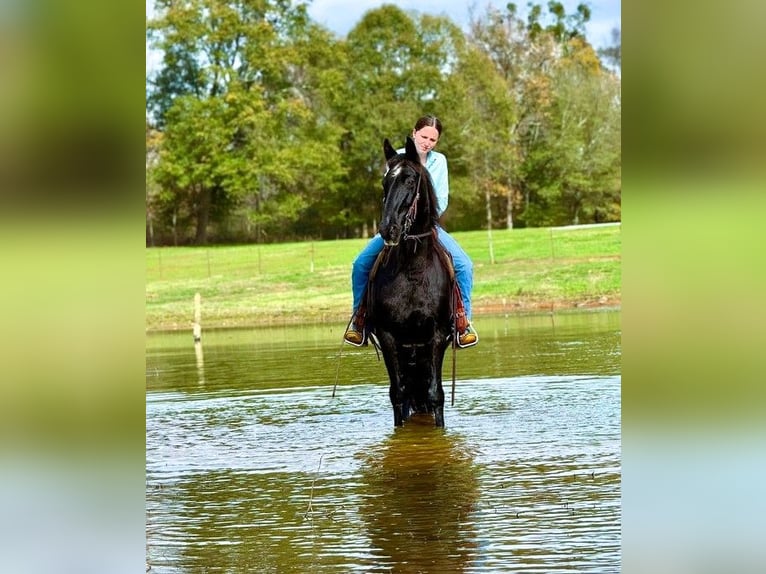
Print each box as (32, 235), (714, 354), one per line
(379, 136), (436, 247)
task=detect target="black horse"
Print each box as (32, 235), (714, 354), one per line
(367, 136), (453, 428)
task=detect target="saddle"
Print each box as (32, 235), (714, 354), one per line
(363, 228), (469, 337)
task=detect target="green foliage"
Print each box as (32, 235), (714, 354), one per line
(146, 1), (621, 245)
(467, 4), (621, 229)
(147, 0), (346, 244)
(333, 7), (466, 234)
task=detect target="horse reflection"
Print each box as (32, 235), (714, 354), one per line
(359, 417), (479, 572)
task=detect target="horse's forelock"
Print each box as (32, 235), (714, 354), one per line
(388, 163), (404, 179)
(384, 160), (414, 195)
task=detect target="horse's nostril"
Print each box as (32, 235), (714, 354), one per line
(380, 224), (400, 240)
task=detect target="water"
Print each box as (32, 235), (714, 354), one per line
(147, 311), (621, 572)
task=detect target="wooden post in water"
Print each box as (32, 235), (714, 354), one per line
(193, 292), (202, 342)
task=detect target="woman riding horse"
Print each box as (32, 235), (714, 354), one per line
(367, 136), (454, 427)
(344, 115), (478, 349)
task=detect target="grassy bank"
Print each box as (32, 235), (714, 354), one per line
(146, 224), (621, 332)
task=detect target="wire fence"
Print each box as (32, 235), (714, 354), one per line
(146, 223), (621, 284)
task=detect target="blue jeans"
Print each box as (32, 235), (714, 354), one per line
(351, 227), (474, 319)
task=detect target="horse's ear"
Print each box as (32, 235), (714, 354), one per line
(383, 138), (397, 161)
(404, 136), (419, 162)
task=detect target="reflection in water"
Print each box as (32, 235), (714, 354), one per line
(147, 311), (621, 573)
(194, 340), (205, 385)
(359, 419), (479, 573)
(153, 470), (297, 573)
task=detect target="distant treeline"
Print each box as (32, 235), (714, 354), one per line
(146, 1), (621, 246)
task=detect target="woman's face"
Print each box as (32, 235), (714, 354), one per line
(412, 126), (440, 155)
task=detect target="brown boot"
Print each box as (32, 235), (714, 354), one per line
(458, 323), (478, 348)
(344, 312), (367, 346)
(452, 284), (477, 348)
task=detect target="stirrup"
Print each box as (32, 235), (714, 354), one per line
(344, 328), (367, 347)
(457, 325), (479, 348)
(343, 315), (367, 347)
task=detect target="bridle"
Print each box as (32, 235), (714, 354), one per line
(402, 168), (431, 241)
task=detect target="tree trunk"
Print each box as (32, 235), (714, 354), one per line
(147, 213), (155, 247)
(172, 209), (178, 247)
(195, 186), (211, 245)
(572, 191), (582, 226)
(485, 183), (495, 265)
(506, 187), (514, 229)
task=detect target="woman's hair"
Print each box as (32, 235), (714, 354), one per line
(413, 115), (442, 136)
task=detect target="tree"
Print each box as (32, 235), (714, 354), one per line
(146, 121), (163, 246)
(151, 95), (236, 244)
(546, 41), (621, 224)
(337, 6), (464, 237)
(440, 41), (517, 238)
(598, 27), (621, 72)
(467, 2), (621, 227)
(147, 0), (346, 244)
(145, 0), (621, 244)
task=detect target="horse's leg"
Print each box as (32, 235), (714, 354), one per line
(380, 333), (405, 426)
(390, 384), (404, 427)
(430, 342), (447, 428)
(389, 378), (408, 426)
(431, 380), (445, 428)
(426, 367), (445, 427)
(400, 348), (420, 423)
(401, 391), (411, 423)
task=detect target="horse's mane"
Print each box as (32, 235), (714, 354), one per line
(416, 160), (441, 229)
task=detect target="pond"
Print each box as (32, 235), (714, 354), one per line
(146, 310), (621, 573)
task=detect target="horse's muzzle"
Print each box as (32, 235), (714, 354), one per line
(380, 224), (402, 246)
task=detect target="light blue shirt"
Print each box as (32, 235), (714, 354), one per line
(396, 148), (449, 217)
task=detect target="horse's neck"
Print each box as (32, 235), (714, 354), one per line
(395, 229), (436, 261)
(407, 225), (434, 240)
(409, 208), (434, 238)
(409, 187), (433, 237)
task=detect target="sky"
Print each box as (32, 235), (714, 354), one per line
(147, 1), (620, 74)
(306, 0), (621, 50)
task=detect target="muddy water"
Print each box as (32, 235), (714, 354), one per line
(146, 311), (621, 572)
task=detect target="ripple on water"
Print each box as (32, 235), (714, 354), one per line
(147, 375), (620, 573)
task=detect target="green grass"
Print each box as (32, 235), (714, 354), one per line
(146, 224), (621, 331)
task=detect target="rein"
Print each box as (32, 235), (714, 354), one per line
(403, 170), (430, 242)
(402, 171), (421, 237)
